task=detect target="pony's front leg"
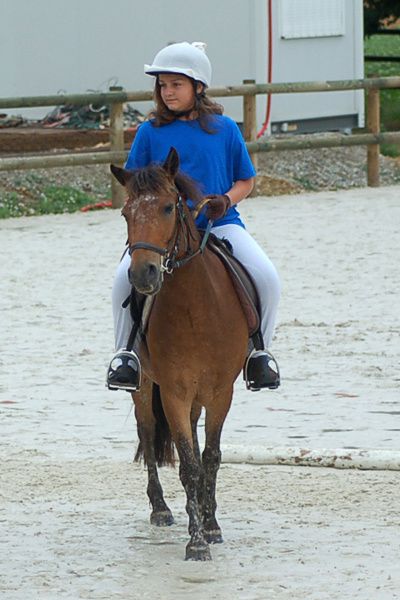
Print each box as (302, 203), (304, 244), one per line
(177, 435), (211, 561)
(133, 379), (174, 526)
(201, 396), (233, 544)
(201, 435), (223, 543)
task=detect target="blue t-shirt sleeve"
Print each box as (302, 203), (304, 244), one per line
(125, 122), (151, 170)
(230, 119), (257, 181)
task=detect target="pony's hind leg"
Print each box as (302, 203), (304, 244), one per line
(190, 403), (202, 466)
(133, 380), (174, 526)
(190, 404), (208, 526)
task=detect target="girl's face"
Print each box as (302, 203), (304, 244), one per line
(158, 74), (199, 115)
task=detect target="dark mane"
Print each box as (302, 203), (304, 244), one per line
(126, 164), (203, 204)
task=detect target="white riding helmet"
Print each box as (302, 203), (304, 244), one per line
(144, 41), (212, 88)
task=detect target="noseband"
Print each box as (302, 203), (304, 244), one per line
(128, 192), (212, 275)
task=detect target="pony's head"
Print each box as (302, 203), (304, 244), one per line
(111, 147), (202, 295)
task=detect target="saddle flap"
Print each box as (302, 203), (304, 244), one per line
(206, 234), (261, 337)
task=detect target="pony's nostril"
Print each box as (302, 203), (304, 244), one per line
(148, 263), (158, 278)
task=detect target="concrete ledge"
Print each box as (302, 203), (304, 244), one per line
(221, 445), (400, 471)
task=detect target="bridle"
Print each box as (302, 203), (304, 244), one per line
(127, 191), (212, 276)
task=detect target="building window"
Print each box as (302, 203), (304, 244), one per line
(280, 0), (345, 39)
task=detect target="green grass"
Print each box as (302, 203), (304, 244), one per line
(364, 33), (400, 156)
(0, 186), (95, 219)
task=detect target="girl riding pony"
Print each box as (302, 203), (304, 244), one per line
(107, 41), (281, 392)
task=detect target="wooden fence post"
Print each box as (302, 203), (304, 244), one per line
(109, 86), (125, 208)
(367, 87), (381, 187)
(242, 79), (258, 171)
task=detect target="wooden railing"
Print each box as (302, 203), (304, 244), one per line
(1, 77), (400, 207)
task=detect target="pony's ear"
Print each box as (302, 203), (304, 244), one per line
(110, 165), (130, 187)
(163, 147), (179, 179)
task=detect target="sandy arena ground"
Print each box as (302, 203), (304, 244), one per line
(1, 184), (400, 599)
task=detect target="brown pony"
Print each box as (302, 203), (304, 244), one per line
(111, 147), (248, 561)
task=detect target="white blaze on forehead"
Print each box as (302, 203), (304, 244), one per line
(128, 194), (159, 221)
(140, 194), (159, 203)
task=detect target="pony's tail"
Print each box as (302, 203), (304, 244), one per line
(134, 383), (175, 467)
(152, 384), (175, 467)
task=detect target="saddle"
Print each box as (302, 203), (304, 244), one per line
(124, 232), (264, 353)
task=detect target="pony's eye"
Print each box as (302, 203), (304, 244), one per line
(164, 203), (174, 215)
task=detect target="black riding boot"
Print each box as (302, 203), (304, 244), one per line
(106, 349), (141, 392)
(244, 349), (280, 392)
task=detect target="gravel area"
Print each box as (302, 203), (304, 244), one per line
(1, 141), (400, 203)
(256, 142), (400, 195)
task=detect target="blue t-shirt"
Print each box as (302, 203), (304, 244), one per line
(125, 115), (256, 229)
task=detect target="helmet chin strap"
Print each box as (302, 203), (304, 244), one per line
(171, 107), (195, 118)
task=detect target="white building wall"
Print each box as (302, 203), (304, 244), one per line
(1, 0), (363, 130)
(269, 0), (365, 131)
(1, 0), (261, 121)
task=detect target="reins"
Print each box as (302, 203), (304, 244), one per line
(128, 192), (213, 275)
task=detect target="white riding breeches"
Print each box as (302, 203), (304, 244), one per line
(112, 223), (281, 351)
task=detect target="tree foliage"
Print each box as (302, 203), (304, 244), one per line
(364, 1), (400, 37)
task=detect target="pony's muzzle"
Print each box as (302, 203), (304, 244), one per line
(129, 261), (162, 295)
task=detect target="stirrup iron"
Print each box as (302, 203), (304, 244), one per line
(243, 349), (280, 392)
(106, 349), (142, 392)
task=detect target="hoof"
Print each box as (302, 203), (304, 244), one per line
(185, 542), (212, 561)
(204, 528), (223, 544)
(150, 510), (174, 527)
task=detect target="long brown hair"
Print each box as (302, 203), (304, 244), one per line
(148, 76), (224, 133)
